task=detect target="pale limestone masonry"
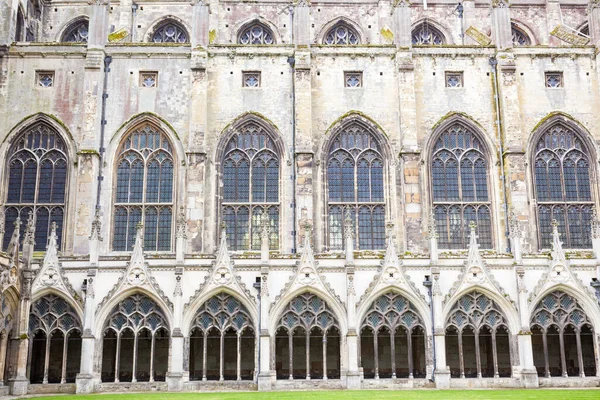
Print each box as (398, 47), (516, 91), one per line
(0, 0), (599, 395)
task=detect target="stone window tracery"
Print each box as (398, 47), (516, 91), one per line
(533, 124), (593, 249)
(275, 293), (341, 380)
(445, 291), (511, 378)
(511, 24), (531, 46)
(188, 293), (255, 381)
(238, 23), (274, 45)
(324, 23), (360, 45)
(412, 22), (445, 45)
(327, 124), (385, 250)
(28, 294), (82, 384)
(531, 291), (596, 377)
(221, 123), (280, 251)
(431, 124), (492, 249)
(359, 292), (426, 379)
(3, 123), (68, 251)
(151, 21), (189, 43)
(101, 294), (170, 383)
(113, 124), (174, 252)
(61, 20), (89, 43)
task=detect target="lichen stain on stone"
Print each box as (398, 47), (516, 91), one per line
(380, 25), (394, 45)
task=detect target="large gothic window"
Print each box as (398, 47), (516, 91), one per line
(61, 19), (89, 43)
(533, 124), (594, 249)
(412, 22), (445, 45)
(29, 295), (82, 384)
(3, 123), (68, 251)
(359, 292), (426, 379)
(113, 124), (174, 252)
(221, 123), (280, 251)
(511, 23), (531, 46)
(238, 22), (274, 45)
(323, 22), (360, 45)
(326, 124), (385, 250)
(101, 294), (169, 383)
(431, 123), (492, 249)
(531, 291), (596, 378)
(188, 293), (255, 381)
(151, 20), (189, 43)
(445, 291), (511, 378)
(275, 293), (340, 380)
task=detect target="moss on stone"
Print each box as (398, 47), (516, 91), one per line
(209, 29), (217, 45)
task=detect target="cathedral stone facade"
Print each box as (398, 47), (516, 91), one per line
(1, 0), (600, 395)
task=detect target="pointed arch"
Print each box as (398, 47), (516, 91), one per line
(216, 112), (285, 251)
(144, 16), (190, 43)
(31, 287), (83, 321)
(316, 16), (365, 45)
(511, 20), (535, 46)
(236, 18), (278, 45)
(528, 112), (598, 250)
(321, 112), (391, 251)
(182, 287), (258, 337)
(1, 114), (76, 253)
(426, 113), (497, 250)
(58, 16), (89, 43)
(411, 19), (450, 45)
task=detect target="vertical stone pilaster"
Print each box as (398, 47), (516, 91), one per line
(294, 2), (310, 45)
(345, 265), (360, 389)
(88, 2), (109, 50)
(462, 0), (476, 46)
(257, 266), (271, 390)
(9, 267), (33, 395)
(191, 1), (210, 48)
(431, 268), (450, 388)
(402, 152), (423, 253)
(167, 268), (184, 391)
(515, 266), (539, 387)
(393, 1), (411, 48)
(589, 1), (600, 49)
(491, 0), (513, 49)
(76, 269), (97, 393)
(546, 0), (563, 46)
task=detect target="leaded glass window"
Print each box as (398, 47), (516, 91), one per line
(533, 124), (593, 249)
(431, 124), (492, 249)
(152, 21), (189, 43)
(221, 123), (279, 251)
(3, 123), (68, 251)
(238, 23), (274, 45)
(412, 23), (445, 45)
(445, 291), (511, 378)
(327, 124), (385, 250)
(61, 20), (89, 43)
(324, 23), (360, 45)
(511, 24), (531, 46)
(530, 291), (596, 377)
(113, 124), (174, 251)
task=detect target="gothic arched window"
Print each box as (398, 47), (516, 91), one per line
(323, 22), (360, 45)
(533, 124), (593, 249)
(151, 20), (189, 43)
(101, 294), (170, 383)
(221, 122), (280, 251)
(29, 295), (82, 384)
(61, 19), (89, 43)
(275, 293), (340, 380)
(238, 22), (275, 45)
(445, 291), (511, 378)
(113, 124), (174, 251)
(3, 123), (68, 251)
(327, 124), (385, 250)
(188, 293), (255, 381)
(431, 123), (492, 249)
(511, 24), (531, 46)
(412, 22), (445, 45)
(531, 291), (596, 378)
(359, 292), (426, 379)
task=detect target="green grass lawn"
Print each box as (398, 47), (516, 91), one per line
(36, 390), (600, 400)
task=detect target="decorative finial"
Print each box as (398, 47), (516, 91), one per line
(23, 211), (35, 246)
(343, 208), (354, 239)
(469, 220), (477, 231)
(260, 213), (271, 239)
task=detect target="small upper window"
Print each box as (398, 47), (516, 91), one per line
(238, 23), (274, 45)
(152, 21), (189, 43)
(412, 22), (445, 45)
(511, 24), (531, 46)
(61, 19), (89, 43)
(324, 23), (360, 45)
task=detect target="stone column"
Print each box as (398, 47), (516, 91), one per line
(76, 269), (97, 393)
(345, 265), (360, 389)
(546, 0), (563, 46)
(431, 268), (450, 388)
(515, 266), (539, 387)
(257, 266), (271, 390)
(9, 265), (33, 395)
(167, 268), (184, 391)
(294, 1), (310, 45)
(491, 0), (512, 49)
(191, 0), (210, 47)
